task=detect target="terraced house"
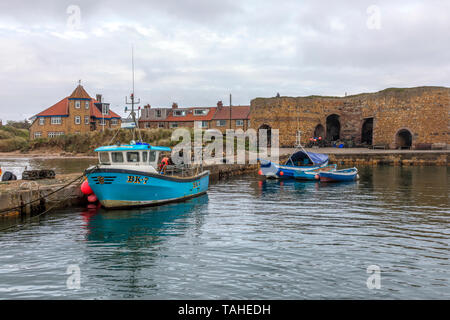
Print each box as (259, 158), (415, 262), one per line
(138, 101), (250, 131)
(29, 84), (122, 139)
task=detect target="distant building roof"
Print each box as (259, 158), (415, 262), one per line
(32, 85), (120, 119)
(69, 84), (92, 99)
(213, 105), (250, 120)
(90, 101), (121, 119)
(34, 97), (69, 117)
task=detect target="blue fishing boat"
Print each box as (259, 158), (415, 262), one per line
(259, 148), (329, 179)
(319, 167), (358, 182)
(293, 164), (337, 180)
(85, 143), (209, 208)
(84, 49), (209, 209)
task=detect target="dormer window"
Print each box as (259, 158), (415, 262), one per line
(75, 101), (80, 109)
(174, 110), (185, 116)
(102, 104), (109, 115)
(194, 109), (207, 116)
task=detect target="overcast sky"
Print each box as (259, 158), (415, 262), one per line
(0, 0), (449, 121)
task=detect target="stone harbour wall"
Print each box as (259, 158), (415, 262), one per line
(250, 86), (450, 149)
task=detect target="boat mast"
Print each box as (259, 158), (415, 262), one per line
(125, 45), (143, 142)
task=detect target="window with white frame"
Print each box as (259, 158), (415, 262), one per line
(39, 118), (45, 125)
(216, 120), (226, 127)
(34, 132), (42, 138)
(158, 122), (165, 128)
(173, 110), (185, 116)
(236, 119), (244, 126)
(100, 119), (106, 126)
(201, 121), (208, 128)
(85, 101), (89, 109)
(51, 117), (62, 125)
(194, 109), (207, 116)
(170, 122), (178, 128)
(48, 132), (64, 138)
(111, 119), (118, 125)
(75, 101), (80, 109)
(75, 116), (81, 124)
(85, 116), (90, 124)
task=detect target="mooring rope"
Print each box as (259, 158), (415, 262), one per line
(0, 173), (85, 216)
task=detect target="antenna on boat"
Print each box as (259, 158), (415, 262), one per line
(125, 45), (143, 143)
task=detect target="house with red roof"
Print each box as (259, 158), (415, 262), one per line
(210, 101), (250, 133)
(164, 103), (217, 129)
(29, 84), (122, 139)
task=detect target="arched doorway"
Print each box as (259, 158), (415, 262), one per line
(361, 118), (373, 145)
(314, 124), (325, 138)
(326, 114), (340, 141)
(395, 129), (412, 149)
(258, 124), (272, 147)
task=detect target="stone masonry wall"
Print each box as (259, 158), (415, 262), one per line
(249, 87), (450, 149)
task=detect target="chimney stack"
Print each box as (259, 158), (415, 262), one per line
(217, 101), (223, 109)
(172, 102), (178, 109)
(96, 94), (102, 103)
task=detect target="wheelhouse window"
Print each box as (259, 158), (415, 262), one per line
(149, 151), (156, 162)
(127, 152), (140, 163)
(111, 152), (124, 163)
(142, 151), (148, 162)
(99, 152), (110, 164)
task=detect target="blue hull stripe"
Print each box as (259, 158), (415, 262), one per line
(86, 169), (210, 208)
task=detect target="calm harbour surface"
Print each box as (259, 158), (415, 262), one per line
(0, 162), (448, 299)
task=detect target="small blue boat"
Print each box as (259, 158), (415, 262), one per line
(260, 149), (329, 179)
(293, 164), (337, 180)
(85, 143), (209, 209)
(319, 167), (359, 182)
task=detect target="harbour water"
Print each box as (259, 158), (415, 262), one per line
(0, 165), (448, 299)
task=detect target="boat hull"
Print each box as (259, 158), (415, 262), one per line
(293, 164), (337, 180)
(319, 168), (358, 182)
(260, 159), (328, 179)
(86, 168), (210, 209)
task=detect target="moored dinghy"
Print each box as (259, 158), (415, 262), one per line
(293, 164), (337, 181)
(319, 167), (359, 182)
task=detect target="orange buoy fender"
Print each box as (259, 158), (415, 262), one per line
(81, 180), (93, 195)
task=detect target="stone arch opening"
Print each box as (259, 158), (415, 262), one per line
(326, 114), (340, 141)
(395, 129), (412, 149)
(361, 118), (373, 145)
(314, 124), (325, 138)
(258, 124), (272, 147)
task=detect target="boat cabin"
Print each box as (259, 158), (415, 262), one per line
(95, 143), (172, 173)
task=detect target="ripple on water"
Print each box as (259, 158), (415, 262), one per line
(0, 166), (448, 299)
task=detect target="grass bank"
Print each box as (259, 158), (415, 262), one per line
(0, 126), (29, 152)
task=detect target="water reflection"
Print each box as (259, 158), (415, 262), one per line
(80, 195), (209, 298)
